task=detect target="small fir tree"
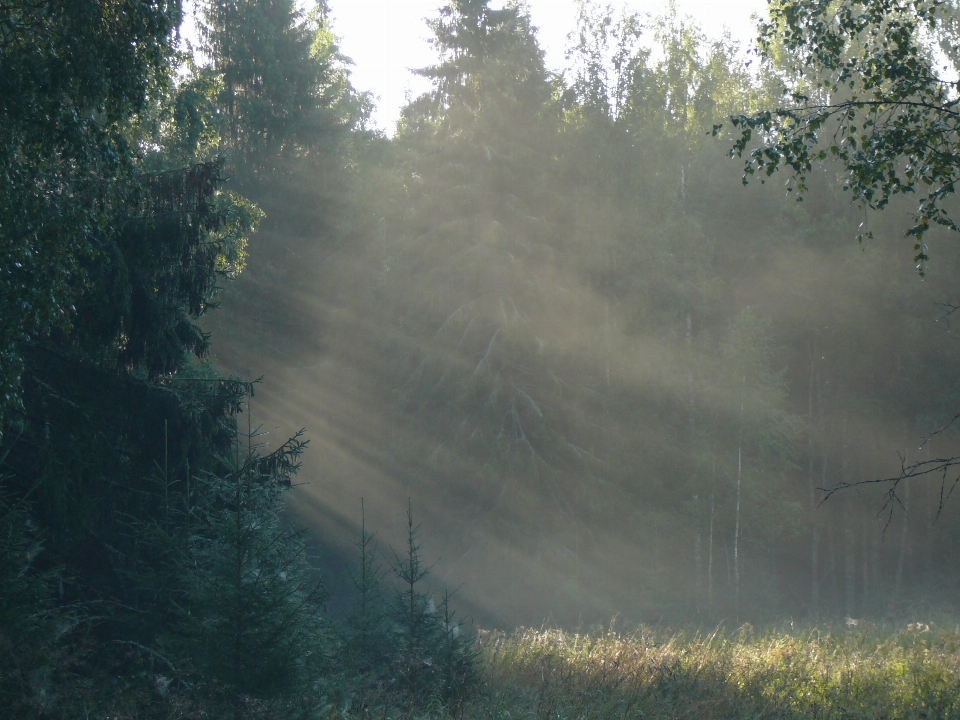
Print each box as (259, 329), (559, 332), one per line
(166, 415), (325, 713)
(386, 501), (477, 707)
(342, 499), (390, 677)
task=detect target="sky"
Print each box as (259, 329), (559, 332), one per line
(329, 0), (770, 133)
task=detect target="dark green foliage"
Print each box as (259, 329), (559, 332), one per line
(0, 485), (62, 715)
(386, 501), (478, 706)
(199, 0), (358, 179)
(2, 153), (258, 614)
(388, 501), (438, 700)
(333, 501), (479, 712)
(73, 160), (258, 377)
(434, 588), (480, 708)
(12, 0), (960, 715)
(0, 0), (183, 420)
(1, 0), (377, 716)
(340, 501), (391, 678)
(162, 424), (325, 702)
(2, 139), (257, 581)
(0, 76), (271, 713)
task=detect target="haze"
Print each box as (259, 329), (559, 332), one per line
(201, 0), (960, 629)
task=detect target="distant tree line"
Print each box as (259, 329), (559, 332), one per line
(211, 0), (960, 630)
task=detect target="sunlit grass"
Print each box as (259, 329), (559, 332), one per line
(456, 623), (960, 720)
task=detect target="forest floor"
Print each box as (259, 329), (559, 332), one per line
(438, 622), (960, 719)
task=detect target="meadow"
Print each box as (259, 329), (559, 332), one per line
(428, 622), (960, 720)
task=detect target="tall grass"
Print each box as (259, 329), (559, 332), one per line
(465, 624), (960, 719)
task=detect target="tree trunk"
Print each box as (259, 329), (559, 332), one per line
(828, 520), (840, 613)
(811, 522), (821, 617)
(871, 516), (881, 612)
(687, 313), (701, 599)
(708, 492), (715, 612)
(807, 340), (820, 615)
(844, 524), (856, 618)
(893, 419), (911, 606)
(734, 396), (743, 611)
(812, 354), (827, 617)
(694, 515), (702, 599)
(894, 479), (911, 601)
(861, 517), (870, 610)
(925, 479), (934, 582)
(893, 480), (910, 600)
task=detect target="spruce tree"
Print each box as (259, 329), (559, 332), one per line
(0, 82), (265, 710)
(166, 420), (325, 710)
(386, 501), (476, 707)
(342, 500), (390, 677)
(0, 0), (183, 421)
(199, 0), (353, 178)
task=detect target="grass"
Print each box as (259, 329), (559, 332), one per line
(30, 618), (960, 718)
(450, 622), (960, 720)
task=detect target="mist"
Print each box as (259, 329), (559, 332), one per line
(204, 0), (960, 631)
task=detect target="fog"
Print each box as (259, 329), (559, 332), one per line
(205, 2), (960, 630)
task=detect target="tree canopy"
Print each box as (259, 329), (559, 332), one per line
(0, 0), (183, 420)
(724, 0), (960, 271)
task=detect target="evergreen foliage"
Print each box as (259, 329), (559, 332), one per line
(0, 0), (183, 420)
(0, 3), (319, 713)
(335, 501), (478, 712)
(390, 502), (478, 706)
(216, 0), (960, 628)
(0, 485), (63, 715)
(164, 423), (324, 703)
(199, 0), (359, 179)
(345, 0), (806, 622)
(340, 501), (390, 678)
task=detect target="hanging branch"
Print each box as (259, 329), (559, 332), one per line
(820, 452), (960, 528)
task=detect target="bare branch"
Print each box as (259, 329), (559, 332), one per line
(820, 452), (960, 529)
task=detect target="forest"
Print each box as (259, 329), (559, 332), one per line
(5, 0), (960, 717)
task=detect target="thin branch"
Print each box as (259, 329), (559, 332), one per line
(820, 452), (960, 529)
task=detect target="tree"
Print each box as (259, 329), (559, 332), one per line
(385, 501), (476, 708)
(715, 310), (802, 612)
(0, 171), (261, 711)
(165, 423), (323, 710)
(0, 0), (183, 423)
(340, 500), (391, 682)
(199, 0), (356, 179)
(0, 63), (265, 711)
(723, 0), (960, 272)
(722, 0), (960, 580)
